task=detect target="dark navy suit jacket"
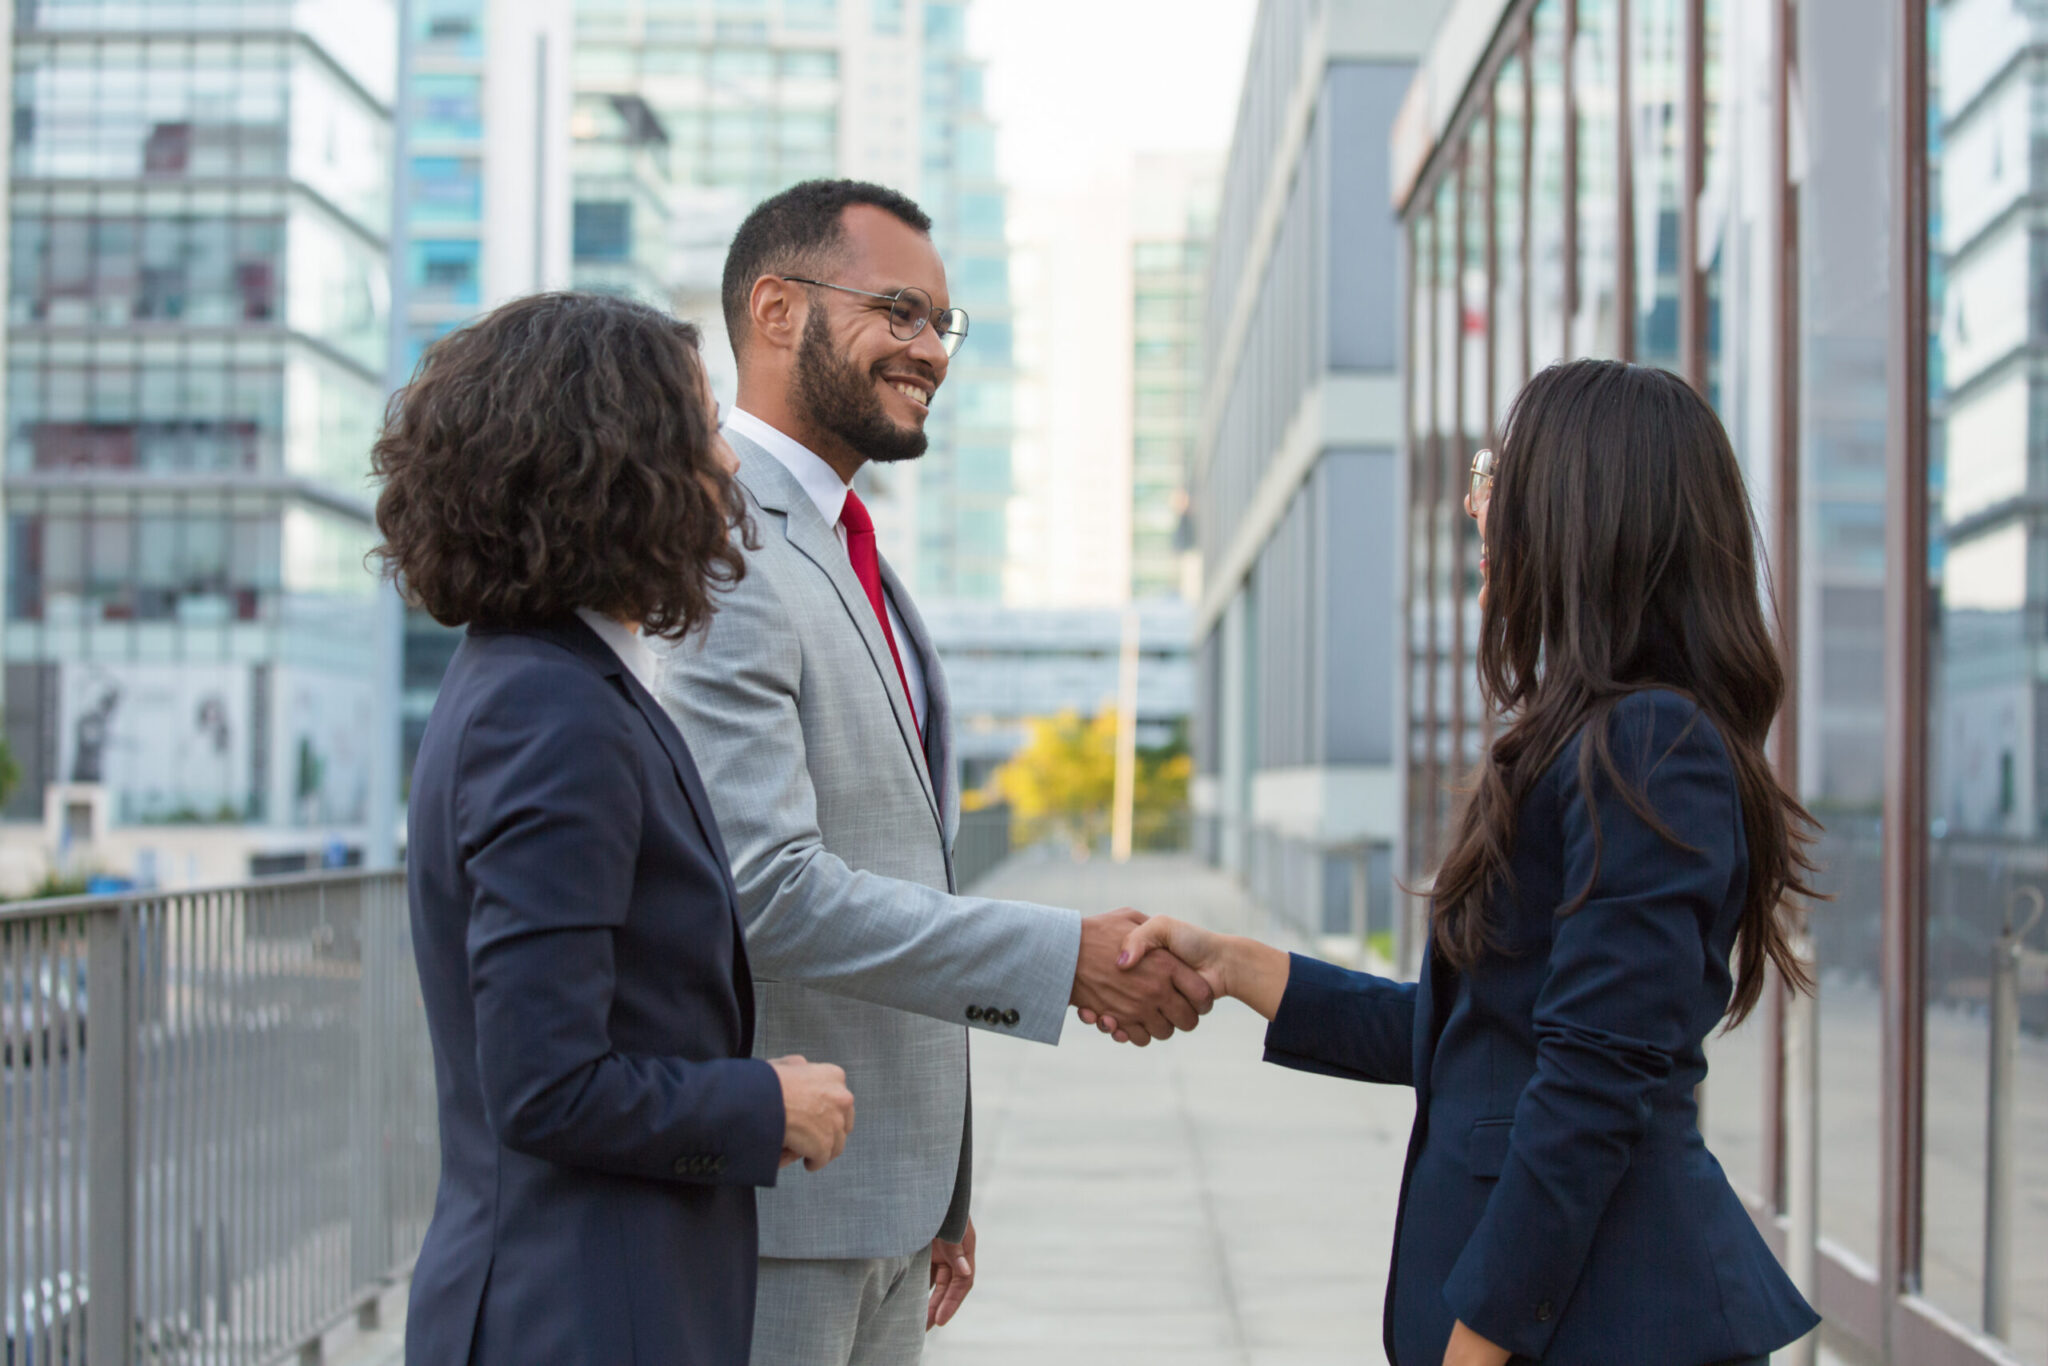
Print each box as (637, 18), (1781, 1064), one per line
(404, 617), (786, 1366)
(1265, 690), (1818, 1366)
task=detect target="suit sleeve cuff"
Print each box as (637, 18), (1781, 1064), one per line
(1440, 1201), (1570, 1359)
(710, 1057), (788, 1188)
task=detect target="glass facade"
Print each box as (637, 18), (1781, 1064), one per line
(916, 0), (1010, 602)
(571, 0), (842, 212)
(5, 4), (392, 835)
(1398, 2), (2047, 1362)
(1130, 221), (1210, 601)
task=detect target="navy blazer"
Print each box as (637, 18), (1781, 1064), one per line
(1265, 690), (1818, 1365)
(404, 618), (786, 1366)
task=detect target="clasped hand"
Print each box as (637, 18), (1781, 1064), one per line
(1076, 914), (1291, 1042)
(1068, 909), (1234, 1045)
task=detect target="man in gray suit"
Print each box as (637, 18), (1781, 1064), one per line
(656, 179), (1212, 1366)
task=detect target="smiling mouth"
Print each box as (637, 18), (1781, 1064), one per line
(885, 378), (933, 411)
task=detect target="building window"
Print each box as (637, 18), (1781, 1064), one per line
(411, 156), (483, 224)
(413, 73), (483, 141)
(873, 0), (904, 34)
(573, 203), (632, 263)
(409, 239), (481, 305)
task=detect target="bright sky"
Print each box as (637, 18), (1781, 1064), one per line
(970, 0), (1260, 195)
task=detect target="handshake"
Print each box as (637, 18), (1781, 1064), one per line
(1067, 908), (1234, 1047)
(768, 909), (1241, 1174)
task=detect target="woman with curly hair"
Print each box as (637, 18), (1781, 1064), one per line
(376, 292), (855, 1366)
(1104, 361), (1822, 1366)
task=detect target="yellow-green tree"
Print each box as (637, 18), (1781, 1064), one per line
(986, 710), (1191, 854)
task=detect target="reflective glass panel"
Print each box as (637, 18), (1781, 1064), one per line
(1530, 0), (1569, 371)
(1493, 53), (1528, 411)
(1573, 0), (1622, 358)
(1630, 0), (1685, 371)
(1920, 1), (2048, 1354)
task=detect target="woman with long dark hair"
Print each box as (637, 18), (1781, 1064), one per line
(1110, 360), (1821, 1365)
(377, 292), (856, 1365)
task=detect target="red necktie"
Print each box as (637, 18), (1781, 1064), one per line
(838, 489), (919, 734)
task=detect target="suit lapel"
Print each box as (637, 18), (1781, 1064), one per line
(731, 439), (943, 836)
(877, 556), (952, 828)
(1412, 939), (1455, 1109)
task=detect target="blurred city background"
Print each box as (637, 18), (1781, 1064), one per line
(0, 1), (2043, 1365)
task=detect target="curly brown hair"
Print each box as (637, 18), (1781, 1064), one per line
(372, 292), (752, 640)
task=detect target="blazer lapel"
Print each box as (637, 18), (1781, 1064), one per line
(732, 439), (944, 835)
(1412, 940), (1455, 1109)
(878, 556), (953, 835)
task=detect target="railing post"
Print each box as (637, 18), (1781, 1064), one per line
(1984, 884), (2042, 1342)
(85, 903), (134, 1366)
(351, 883), (391, 1291)
(1782, 933), (1820, 1366)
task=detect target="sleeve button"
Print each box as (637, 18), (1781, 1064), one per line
(965, 1005), (983, 1021)
(673, 1158), (690, 1175)
(1002, 1009), (1020, 1027)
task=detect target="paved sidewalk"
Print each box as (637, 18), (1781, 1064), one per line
(923, 851), (1414, 1366)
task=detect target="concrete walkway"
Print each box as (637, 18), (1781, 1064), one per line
(923, 851), (1413, 1366)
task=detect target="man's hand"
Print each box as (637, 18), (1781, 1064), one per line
(769, 1055), (854, 1171)
(1069, 909), (1214, 1046)
(926, 1218), (976, 1330)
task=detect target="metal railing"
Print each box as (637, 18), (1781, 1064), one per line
(2, 870), (437, 1366)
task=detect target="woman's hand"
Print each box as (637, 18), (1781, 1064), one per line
(1089, 917), (1293, 1029)
(1442, 1319), (1512, 1366)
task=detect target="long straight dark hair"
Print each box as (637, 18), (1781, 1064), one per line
(1430, 360), (1817, 1025)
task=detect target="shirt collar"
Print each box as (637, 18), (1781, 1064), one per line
(725, 407), (851, 530)
(574, 608), (659, 696)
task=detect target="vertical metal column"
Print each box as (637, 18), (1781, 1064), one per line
(1616, 0), (1637, 361)
(1563, 0), (1581, 360)
(369, 0), (418, 872)
(1679, 0), (1708, 393)
(1882, 0), (1933, 1348)
(1983, 884), (2042, 1341)
(85, 905), (133, 1366)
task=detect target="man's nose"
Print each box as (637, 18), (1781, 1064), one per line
(907, 317), (950, 375)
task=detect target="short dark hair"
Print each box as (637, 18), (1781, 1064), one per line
(372, 291), (751, 640)
(721, 179), (933, 350)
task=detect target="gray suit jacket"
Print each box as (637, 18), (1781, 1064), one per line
(654, 436), (1083, 1260)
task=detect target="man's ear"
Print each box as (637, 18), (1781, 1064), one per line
(748, 275), (803, 354)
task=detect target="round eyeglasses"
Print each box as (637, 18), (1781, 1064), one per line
(1468, 448), (1496, 512)
(781, 277), (970, 357)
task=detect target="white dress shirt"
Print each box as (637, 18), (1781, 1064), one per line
(574, 608), (660, 697)
(724, 407), (929, 735)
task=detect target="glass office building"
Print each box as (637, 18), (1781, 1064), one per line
(400, 0), (573, 785)
(4, 0), (395, 853)
(569, 0), (1013, 594)
(1130, 152), (1219, 602)
(1191, 0), (1432, 944)
(1395, 1), (2046, 1361)
(914, 0), (1008, 601)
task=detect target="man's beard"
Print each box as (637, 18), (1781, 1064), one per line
(791, 308), (929, 464)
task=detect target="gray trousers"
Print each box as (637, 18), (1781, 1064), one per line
(749, 1249), (933, 1366)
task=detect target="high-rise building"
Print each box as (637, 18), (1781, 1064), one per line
(1130, 152), (1219, 602)
(1934, 0), (2043, 843)
(405, 0), (573, 361)
(569, 0), (915, 404)
(3, 0), (398, 878)
(912, 0), (1009, 601)
(401, 0), (574, 783)
(568, 0), (1009, 583)
(569, 89), (673, 301)
(1190, 0), (1434, 942)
